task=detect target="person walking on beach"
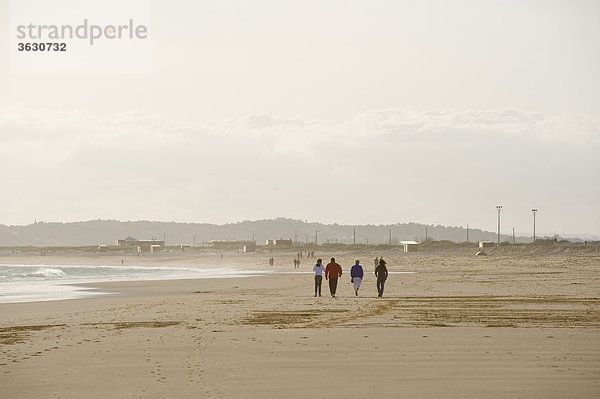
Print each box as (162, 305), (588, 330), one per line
(325, 257), (343, 297)
(350, 260), (364, 296)
(375, 258), (388, 297)
(313, 258), (325, 297)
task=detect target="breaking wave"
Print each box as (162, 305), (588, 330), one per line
(23, 268), (67, 279)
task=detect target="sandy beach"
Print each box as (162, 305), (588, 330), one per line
(1, 250), (599, 398)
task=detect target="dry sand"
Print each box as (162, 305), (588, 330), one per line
(1, 251), (599, 398)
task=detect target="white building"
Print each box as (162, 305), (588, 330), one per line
(400, 240), (419, 252)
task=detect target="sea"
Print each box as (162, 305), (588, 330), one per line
(0, 264), (273, 304)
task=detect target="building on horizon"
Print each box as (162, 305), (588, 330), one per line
(116, 236), (165, 253)
(206, 240), (256, 252)
(116, 236), (165, 247)
(265, 239), (293, 247)
(401, 240), (419, 252)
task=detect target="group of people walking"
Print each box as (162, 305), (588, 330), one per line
(313, 257), (388, 298)
(296, 251), (316, 259)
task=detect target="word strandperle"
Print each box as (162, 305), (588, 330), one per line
(16, 19), (148, 45)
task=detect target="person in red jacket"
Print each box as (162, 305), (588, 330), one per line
(325, 257), (343, 297)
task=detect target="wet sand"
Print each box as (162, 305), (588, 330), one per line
(1, 251), (599, 398)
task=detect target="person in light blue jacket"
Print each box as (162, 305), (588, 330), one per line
(350, 260), (364, 296)
(313, 258), (325, 297)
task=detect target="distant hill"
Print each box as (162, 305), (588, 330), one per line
(0, 218), (562, 247)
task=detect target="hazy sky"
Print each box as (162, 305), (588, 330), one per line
(1, 0), (599, 236)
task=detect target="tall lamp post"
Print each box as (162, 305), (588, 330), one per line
(532, 209), (538, 243)
(496, 205), (502, 244)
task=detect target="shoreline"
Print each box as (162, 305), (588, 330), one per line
(0, 262), (284, 304)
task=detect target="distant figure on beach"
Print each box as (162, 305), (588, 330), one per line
(121, 259), (124, 266)
(375, 258), (388, 297)
(269, 257), (274, 266)
(325, 257), (343, 297)
(293, 259), (298, 269)
(350, 260), (364, 296)
(313, 258), (325, 297)
(296, 258), (301, 269)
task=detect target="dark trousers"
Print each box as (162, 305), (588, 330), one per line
(329, 278), (338, 296)
(377, 278), (386, 296)
(314, 275), (322, 295)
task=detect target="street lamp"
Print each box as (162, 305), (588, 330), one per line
(496, 205), (502, 244)
(532, 209), (538, 243)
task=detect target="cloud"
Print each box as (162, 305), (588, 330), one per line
(347, 108), (598, 143)
(0, 105), (598, 234)
(3, 106), (596, 154)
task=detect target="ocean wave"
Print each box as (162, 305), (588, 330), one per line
(0, 264), (275, 303)
(24, 268), (67, 279)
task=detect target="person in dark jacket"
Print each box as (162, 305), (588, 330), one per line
(374, 258), (388, 297)
(350, 260), (364, 296)
(325, 257), (343, 297)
